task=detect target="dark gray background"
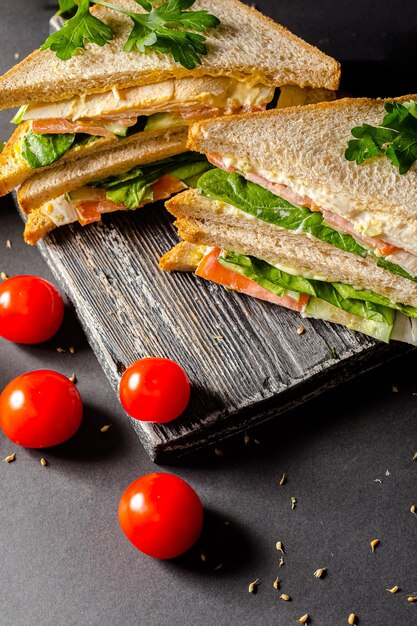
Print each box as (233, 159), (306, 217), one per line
(0, 1), (417, 625)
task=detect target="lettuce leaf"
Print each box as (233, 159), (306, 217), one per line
(373, 254), (417, 284)
(198, 169), (367, 257)
(22, 131), (76, 168)
(217, 250), (417, 342)
(95, 153), (212, 210)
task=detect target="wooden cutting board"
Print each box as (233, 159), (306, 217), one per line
(24, 202), (407, 462)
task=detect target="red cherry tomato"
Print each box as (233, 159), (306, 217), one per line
(118, 473), (203, 559)
(119, 358), (190, 423)
(0, 370), (83, 448)
(0, 275), (64, 344)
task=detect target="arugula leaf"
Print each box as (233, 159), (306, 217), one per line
(123, 0), (219, 70)
(44, 0), (219, 68)
(95, 153), (211, 209)
(41, 0), (113, 61)
(345, 100), (417, 174)
(199, 169), (367, 258)
(57, 0), (78, 16)
(22, 132), (76, 168)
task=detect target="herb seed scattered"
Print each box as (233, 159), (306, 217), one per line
(407, 597), (417, 603)
(291, 496), (297, 510)
(370, 539), (380, 552)
(297, 615), (309, 624)
(1, 272), (8, 280)
(200, 553), (206, 562)
(69, 346), (75, 354)
(248, 578), (260, 594)
(40, 457), (47, 467)
(313, 568), (326, 578)
(4, 453), (15, 463)
(392, 384), (399, 393)
(68, 374), (77, 383)
(279, 473), (286, 486)
(386, 586), (399, 593)
(411, 505), (416, 515)
(273, 578), (280, 590)
(100, 424), (112, 433)
(243, 433), (250, 446)
(6, 240), (11, 249)
(348, 614), (356, 625)
(279, 594), (290, 601)
(276, 541), (285, 554)
(279, 557), (285, 567)
(297, 326), (305, 335)
(413, 452), (417, 461)
(56, 347), (66, 353)
(214, 448), (225, 457)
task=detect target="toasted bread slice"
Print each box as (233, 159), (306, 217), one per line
(159, 241), (206, 271)
(18, 127), (188, 213)
(0, 0), (340, 110)
(166, 189), (417, 309)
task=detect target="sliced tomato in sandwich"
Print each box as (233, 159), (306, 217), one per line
(196, 248), (309, 312)
(71, 175), (187, 226)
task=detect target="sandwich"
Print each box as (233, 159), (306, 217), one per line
(0, 0), (340, 198)
(162, 98), (417, 345)
(20, 127), (214, 244)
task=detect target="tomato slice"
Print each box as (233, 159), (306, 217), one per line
(196, 249), (309, 312)
(152, 174), (187, 201)
(72, 176), (186, 226)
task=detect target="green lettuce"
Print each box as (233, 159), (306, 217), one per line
(198, 168), (417, 283)
(198, 169), (367, 257)
(95, 153), (212, 210)
(22, 132), (76, 168)
(218, 250), (417, 342)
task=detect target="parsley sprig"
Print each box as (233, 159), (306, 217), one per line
(345, 100), (417, 175)
(44, 0), (220, 69)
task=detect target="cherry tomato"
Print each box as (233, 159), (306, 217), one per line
(0, 275), (64, 344)
(119, 358), (190, 423)
(118, 473), (203, 559)
(0, 370), (83, 448)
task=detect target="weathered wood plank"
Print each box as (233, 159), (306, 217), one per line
(22, 201), (407, 462)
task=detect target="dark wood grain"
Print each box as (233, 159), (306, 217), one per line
(22, 200), (407, 463)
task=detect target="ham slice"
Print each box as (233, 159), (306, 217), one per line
(32, 116), (139, 138)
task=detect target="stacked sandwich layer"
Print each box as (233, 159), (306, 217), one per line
(0, 0), (340, 244)
(162, 99), (417, 345)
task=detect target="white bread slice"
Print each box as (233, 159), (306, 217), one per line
(166, 190), (417, 309)
(18, 127), (188, 213)
(0, 0), (340, 109)
(0, 121), (186, 197)
(187, 96), (417, 253)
